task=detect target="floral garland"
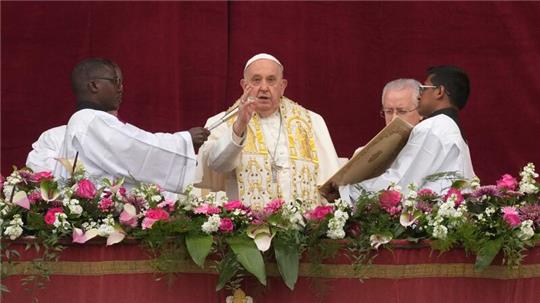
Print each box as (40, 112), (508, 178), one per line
(1, 163), (539, 291)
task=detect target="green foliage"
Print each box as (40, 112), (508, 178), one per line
(227, 236), (266, 286)
(185, 233), (213, 268)
(273, 231), (300, 290)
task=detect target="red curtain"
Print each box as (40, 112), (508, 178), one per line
(2, 1), (540, 183)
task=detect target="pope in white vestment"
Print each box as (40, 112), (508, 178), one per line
(194, 54), (340, 209)
(26, 125), (67, 172)
(55, 109), (197, 193)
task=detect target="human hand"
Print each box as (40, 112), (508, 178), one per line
(233, 85), (256, 136)
(319, 181), (340, 202)
(188, 127), (211, 151)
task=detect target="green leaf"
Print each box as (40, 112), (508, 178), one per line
(185, 233), (213, 268)
(475, 238), (503, 271)
(274, 236), (299, 290)
(216, 252), (240, 291)
(227, 236), (266, 286)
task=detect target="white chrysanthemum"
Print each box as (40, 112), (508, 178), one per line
(432, 224), (448, 239)
(518, 220), (535, 241)
(201, 214), (221, 234)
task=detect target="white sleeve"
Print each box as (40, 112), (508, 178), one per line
(359, 123), (444, 192)
(72, 114), (196, 193)
(203, 115), (245, 173)
(26, 126), (66, 173)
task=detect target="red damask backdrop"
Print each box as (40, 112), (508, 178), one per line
(2, 1), (540, 183)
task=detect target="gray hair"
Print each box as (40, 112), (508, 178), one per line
(381, 78), (421, 107)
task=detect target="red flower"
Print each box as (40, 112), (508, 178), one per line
(75, 179), (97, 199)
(30, 171), (54, 182)
(379, 190), (402, 213)
(219, 217), (234, 232)
(223, 200), (243, 212)
(44, 207), (64, 225)
(305, 205), (334, 221)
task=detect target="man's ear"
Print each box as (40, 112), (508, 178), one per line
(280, 79), (288, 95)
(436, 85), (447, 100)
(87, 80), (99, 94)
(240, 79), (247, 89)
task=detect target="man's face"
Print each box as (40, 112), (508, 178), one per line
(382, 88), (422, 126)
(417, 75), (439, 117)
(95, 66), (123, 111)
(242, 59), (287, 117)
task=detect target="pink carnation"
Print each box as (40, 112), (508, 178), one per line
(305, 205), (334, 221)
(502, 206), (521, 227)
(223, 200), (243, 212)
(264, 199), (284, 215)
(194, 204), (221, 215)
(30, 171), (54, 182)
(75, 179), (97, 199)
(379, 190), (402, 214)
(98, 198), (114, 212)
(44, 207), (64, 225)
(142, 208), (170, 229)
(497, 174), (518, 191)
(219, 217), (234, 233)
(444, 188), (465, 206)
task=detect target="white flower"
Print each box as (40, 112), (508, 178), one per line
(518, 220), (535, 241)
(151, 195), (162, 202)
(97, 215), (116, 236)
(53, 213), (70, 231)
(519, 183), (538, 195)
(432, 224), (448, 239)
(201, 214), (221, 234)
(3, 214), (24, 240)
(485, 206), (496, 216)
(69, 204), (83, 216)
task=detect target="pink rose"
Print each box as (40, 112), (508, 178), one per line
(194, 204), (221, 215)
(142, 208), (170, 229)
(305, 205), (334, 221)
(219, 217), (234, 233)
(75, 179), (97, 199)
(502, 206), (521, 227)
(98, 198), (114, 212)
(444, 188), (464, 207)
(379, 190), (402, 214)
(223, 200), (243, 212)
(497, 174), (518, 191)
(30, 171), (53, 182)
(263, 199), (284, 215)
(44, 207), (64, 225)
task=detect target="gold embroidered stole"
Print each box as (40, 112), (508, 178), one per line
(231, 97), (319, 209)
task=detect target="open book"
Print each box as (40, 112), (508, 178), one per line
(319, 117), (413, 195)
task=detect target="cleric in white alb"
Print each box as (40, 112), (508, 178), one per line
(53, 58), (210, 193)
(341, 66), (475, 201)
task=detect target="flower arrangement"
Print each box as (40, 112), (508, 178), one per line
(1, 163), (539, 292)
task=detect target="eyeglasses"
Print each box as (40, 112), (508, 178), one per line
(379, 107), (418, 118)
(93, 77), (122, 87)
(418, 84), (438, 95)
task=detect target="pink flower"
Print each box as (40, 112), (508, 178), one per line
(118, 187), (127, 197)
(30, 171), (53, 182)
(98, 198), (114, 212)
(44, 207), (64, 225)
(497, 174), (518, 191)
(28, 191), (42, 203)
(219, 217), (234, 232)
(417, 188), (437, 198)
(379, 190), (401, 211)
(194, 204), (221, 215)
(502, 206), (521, 227)
(444, 188), (464, 207)
(264, 199), (284, 215)
(305, 205), (334, 221)
(223, 200), (243, 212)
(75, 179), (97, 199)
(141, 208), (170, 229)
